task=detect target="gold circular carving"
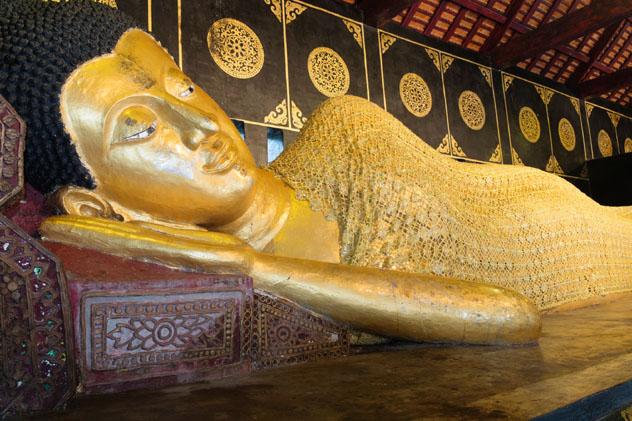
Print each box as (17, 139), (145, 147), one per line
(518, 107), (540, 143)
(597, 129), (613, 157)
(458, 90), (485, 131)
(625, 138), (632, 154)
(399, 73), (432, 118)
(307, 47), (350, 98)
(557, 118), (576, 151)
(207, 18), (264, 79)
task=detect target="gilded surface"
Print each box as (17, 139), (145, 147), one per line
(44, 0), (117, 6)
(441, 55), (454, 73)
(557, 117), (576, 152)
(45, 31), (541, 345)
(285, 1), (307, 24)
(503, 74), (514, 92)
(511, 148), (525, 165)
(379, 33), (396, 53)
(625, 138), (632, 154)
(608, 111), (621, 128)
(586, 103), (594, 118)
(450, 134), (466, 157)
(270, 96), (632, 311)
(489, 144), (502, 163)
(207, 18), (265, 79)
(343, 19), (363, 49)
(518, 106), (540, 143)
(458, 90), (485, 131)
(264, 0), (283, 23)
(479, 67), (492, 88)
(545, 154), (563, 174)
(425, 48), (440, 72)
(598, 129), (613, 157)
(42, 30), (632, 346)
(307, 47), (350, 98)
(264, 99), (289, 126)
(437, 134), (450, 154)
(290, 101), (308, 129)
(399, 72), (432, 118)
(535, 86), (553, 105)
(570, 97), (581, 116)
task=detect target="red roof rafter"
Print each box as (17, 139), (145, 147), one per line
(569, 22), (623, 85)
(480, 0), (526, 53)
(491, 0), (632, 68)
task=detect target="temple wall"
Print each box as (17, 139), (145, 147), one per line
(117, 0), (632, 192)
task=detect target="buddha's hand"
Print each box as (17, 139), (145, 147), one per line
(39, 215), (255, 275)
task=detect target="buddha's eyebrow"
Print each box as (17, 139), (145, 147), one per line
(119, 59), (156, 90)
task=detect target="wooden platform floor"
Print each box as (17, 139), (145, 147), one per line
(33, 293), (632, 420)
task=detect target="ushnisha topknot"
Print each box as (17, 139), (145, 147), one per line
(0, 0), (138, 194)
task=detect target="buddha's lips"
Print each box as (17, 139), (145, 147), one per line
(201, 141), (237, 174)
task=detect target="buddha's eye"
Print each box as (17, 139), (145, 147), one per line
(123, 120), (157, 140)
(179, 84), (195, 98)
(113, 106), (158, 144)
(166, 68), (196, 99)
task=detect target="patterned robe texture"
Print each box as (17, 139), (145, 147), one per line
(269, 95), (632, 309)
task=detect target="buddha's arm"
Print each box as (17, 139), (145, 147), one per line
(40, 216), (541, 345)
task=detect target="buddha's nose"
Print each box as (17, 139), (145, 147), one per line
(168, 99), (220, 150)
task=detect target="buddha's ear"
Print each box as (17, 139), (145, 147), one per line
(54, 186), (118, 219)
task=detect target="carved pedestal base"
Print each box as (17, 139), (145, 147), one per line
(47, 243), (252, 394)
(45, 243), (350, 395)
(252, 291), (350, 370)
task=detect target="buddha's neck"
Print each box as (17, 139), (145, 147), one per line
(213, 169), (292, 250)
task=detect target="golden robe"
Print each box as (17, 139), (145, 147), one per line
(269, 96), (632, 310)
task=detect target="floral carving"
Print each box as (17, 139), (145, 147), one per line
(458, 90), (485, 131)
(399, 73), (432, 118)
(207, 18), (265, 79)
(107, 315), (227, 351)
(308, 47), (350, 98)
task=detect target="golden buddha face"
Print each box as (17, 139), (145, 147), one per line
(60, 29), (257, 226)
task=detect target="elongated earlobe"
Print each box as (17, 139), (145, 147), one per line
(54, 186), (118, 219)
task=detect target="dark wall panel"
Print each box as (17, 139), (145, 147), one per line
(181, 0), (287, 128)
(284, 2), (368, 130)
(116, 0), (632, 178)
(548, 93), (586, 177)
(442, 55), (501, 163)
(616, 116), (632, 154)
(586, 103), (620, 159)
(379, 31), (447, 151)
(117, 0), (148, 29)
(502, 74), (551, 171)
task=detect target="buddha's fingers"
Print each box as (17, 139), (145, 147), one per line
(128, 220), (246, 247)
(40, 216), (253, 274)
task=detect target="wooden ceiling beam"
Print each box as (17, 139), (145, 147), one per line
(450, 0), (588, 63)
(463, 16), (485, 48)
(567, 22), (622, 85)
(401, 1), (421, 27)
(423, 1), (449, 35)
(443, 7), (467, 41)
(526, 0), (581, 72)
(359, 0), (418, 27)
(540, 0), (565, 24)
(577, 67), (632, 98)
(480, 0), (527, 53)
(490, 0), (632, 68)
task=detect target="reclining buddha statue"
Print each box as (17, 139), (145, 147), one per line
(3, 0), (632, 346)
